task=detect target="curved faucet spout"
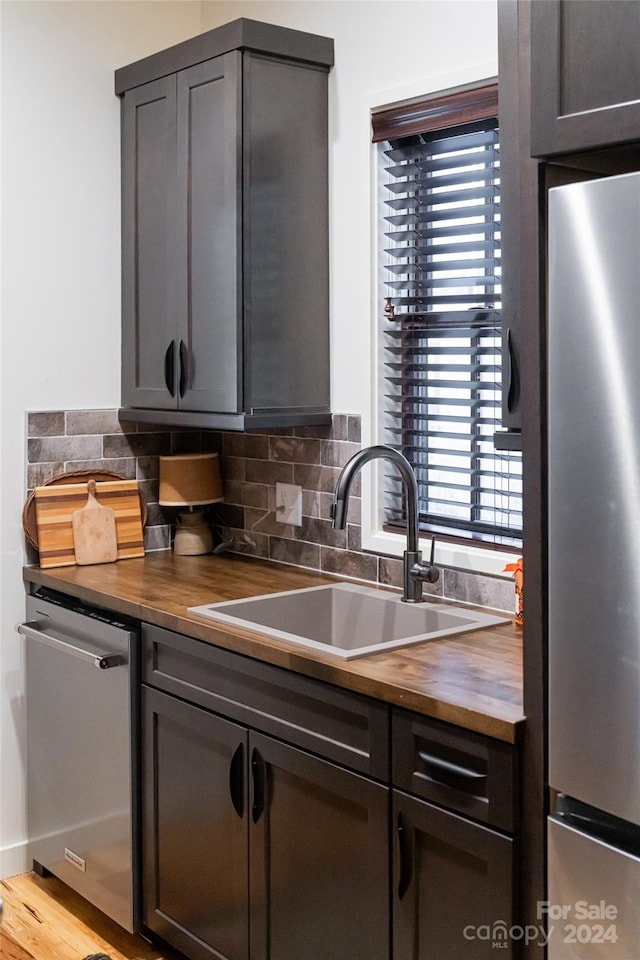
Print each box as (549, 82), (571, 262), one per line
(332, 445), (419, 550)
(331, 444), (438, 603)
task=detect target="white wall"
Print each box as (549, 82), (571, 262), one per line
(0, 0), (497, 878)
(0, 0), (204, 879)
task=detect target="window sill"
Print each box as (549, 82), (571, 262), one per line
(363, 528), (519, 579)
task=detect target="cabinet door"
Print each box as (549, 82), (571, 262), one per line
(176, 53), (242, 414)
(249, 732), (389, 960)
(496, 0), (530, 437)
(142, 686), (249, 960)
(242, 53), (330, 418)
(531, 0), (640, 157)
(393, 791), (515, 960)
(121, 76), (179, 409)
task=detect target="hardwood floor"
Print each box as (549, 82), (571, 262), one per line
(0, 873), (184, 960)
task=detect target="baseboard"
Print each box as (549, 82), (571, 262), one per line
(0, 839), (29, 880)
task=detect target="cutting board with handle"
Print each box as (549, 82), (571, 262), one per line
(72, 479), (118, 565)
(34, 479), (145, 568)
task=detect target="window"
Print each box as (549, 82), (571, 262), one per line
(374, 86), (522, 548)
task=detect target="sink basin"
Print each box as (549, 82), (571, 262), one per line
(188, 582), (510, 660)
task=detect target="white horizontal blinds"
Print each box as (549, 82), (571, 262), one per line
(377, 100), (522, 545)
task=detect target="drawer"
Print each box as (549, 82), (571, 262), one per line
(142, 623), (389, 780)
(392, 710), (518, 832)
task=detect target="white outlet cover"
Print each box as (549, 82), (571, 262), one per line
(275, 482), (302, 526)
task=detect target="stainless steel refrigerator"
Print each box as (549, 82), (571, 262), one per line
(548, 171), (640, 957)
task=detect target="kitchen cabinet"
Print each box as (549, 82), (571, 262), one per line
(116, 19), (333, 430)
(248, 732), (388, 960)
(142, 686), (249, 960)
(494, 0), (540, 446)
(141, 623), (390, 960)
(392, 794), (514, 959)
(530, 0), (640, 158)
(391, 711), (518, 959)
(140, 624), (519, 960)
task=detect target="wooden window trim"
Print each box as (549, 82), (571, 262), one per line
(371, 84), (499, 143)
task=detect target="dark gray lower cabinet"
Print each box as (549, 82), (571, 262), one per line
(142, 686), (249, 960)
(249, 732), (389, 960)
(392, 791), (515, 960)
(142, 685), (389, 960)
(140, 625), (518, 960)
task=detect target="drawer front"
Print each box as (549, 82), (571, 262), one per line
(142, 623), (389, 780)
(392, 710), (518, 832)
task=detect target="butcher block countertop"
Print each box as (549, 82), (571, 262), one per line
(23, 551), (524, 743)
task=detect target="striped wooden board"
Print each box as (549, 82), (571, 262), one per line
(34, 480), (145, 568)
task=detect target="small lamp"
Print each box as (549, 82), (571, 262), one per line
(159, 453), (224, 555)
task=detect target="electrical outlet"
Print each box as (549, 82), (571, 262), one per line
(275, 483), (302, 526)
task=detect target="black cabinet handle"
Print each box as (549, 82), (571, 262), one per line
(179, 340), (188, 398)
(418, 750), (487, 789)
(251, 747), (265, 824)
(164, 341), (176, 397)
(229, 743), (244, 818)
(506, 327), (520, 414)
(397, 812), (413, 900)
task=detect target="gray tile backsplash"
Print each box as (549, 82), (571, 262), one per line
(26, 409), (515, 612)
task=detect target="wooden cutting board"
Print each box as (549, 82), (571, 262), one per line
(34, 479), (145, 568)
(72, 479), (118, 565)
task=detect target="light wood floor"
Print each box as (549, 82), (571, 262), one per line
(0, 873), (184, 960)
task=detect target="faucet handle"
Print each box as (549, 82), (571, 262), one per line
(424, 535), (440, 583)
(409, 536), (440, 588)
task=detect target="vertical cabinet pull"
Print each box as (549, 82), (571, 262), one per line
(506, 327), (520, 414)
(229, 743), (244, 818)
(164, 341), (176, 397)
(251, 748), (265, 824)
(397, 811), (413, 900)
(179, 340), (188, 398)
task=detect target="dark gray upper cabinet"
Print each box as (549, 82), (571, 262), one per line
(494, 0), (541, 445)
(531, 0), (640, 158)
(116, 19), (333, 430)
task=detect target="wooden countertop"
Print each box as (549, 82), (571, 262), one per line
(23, 552), (524, 743)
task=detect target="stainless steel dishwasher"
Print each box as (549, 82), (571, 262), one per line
(19, 588), (140, 932)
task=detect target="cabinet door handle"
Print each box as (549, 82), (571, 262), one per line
(251, 747), (265, 824)
(178, 340), (188, 398)
(164, 341), (176, 397)
(506, 327), (519, 414)
(418, 750), (487, 788)
(229, 743), (244, 818)
(397, 812), (413, 901)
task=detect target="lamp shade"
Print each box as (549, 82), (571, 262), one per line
(159, 453), (224, 507)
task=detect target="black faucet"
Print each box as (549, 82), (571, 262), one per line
(331, 444), (439, 603)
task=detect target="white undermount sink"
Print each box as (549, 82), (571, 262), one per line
(188, 582), (510, 660)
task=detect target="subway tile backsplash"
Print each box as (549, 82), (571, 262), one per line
(25, 409), (514, 612)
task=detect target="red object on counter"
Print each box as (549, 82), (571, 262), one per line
(503, 557), (523, 627)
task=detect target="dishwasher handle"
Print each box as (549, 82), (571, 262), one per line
(17, 621), (123, 670)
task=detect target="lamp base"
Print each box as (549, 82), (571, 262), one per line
(173, 509), (214, 556)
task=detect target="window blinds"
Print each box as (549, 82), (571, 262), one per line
(379, 116), (522, 545)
